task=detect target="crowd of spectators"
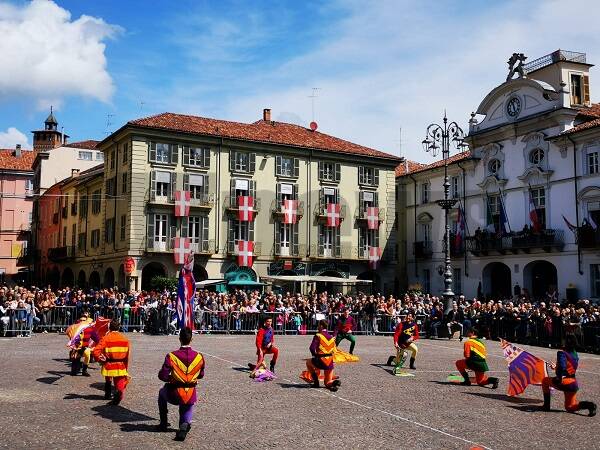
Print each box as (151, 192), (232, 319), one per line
(1, 284), (599, 353)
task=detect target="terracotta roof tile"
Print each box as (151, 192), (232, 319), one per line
(561, 103), (600, 135)
(395, 151), (473, 176)
(0, 149), (35, 171)
(64, 140), (100, 149)
(395, 160), (425, 177)
(575, 103), (600, 119)
(128, 113), (400, 161)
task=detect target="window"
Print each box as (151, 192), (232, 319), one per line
(105, 218), (115, 244)
(77, 232), (86, 251)
(229, 151), (255, 173)
(110, 151), (115, 169)
(185, 174), (209, 200)
(79, 195), (88, 218)
(24, 179), (33, 192)
(105, 177), (116, 197)
(571, 73), (583, 105)
(91, 190), (101, 214)
(358, 226), (379, 258)
(122, 143), (128, 163)
(229, 178), (256, 208)
(358, 167), (379, 186)
(78, 151), (92, 161)
(419, 223), (431, 243)
(451, 176), (460, 199)
(487, 195), (501, 230)
(122, 173), (127, 194)
(96, 152), (104, 161)
(423, 269), (431, 294)
(183, 146), (210, 168)
(319, 187), (339, 210)
(153, 214), (168, 244)
(529, 149), (545, 165)
(275, 156), (299, 178)
(151, 171), (175, 200)
(227, 218), (254, 253)
(62, 226), (67, 247)
(453, 268), (462, 295)
(90, 229), (100, 248)
(421, 183), (430, 204)
(591, 264), (600, 297)
(588, 151), (599, 175)
(319, 161), (341, 182)
(530, 187), (546, 229)
(359, 190), (379, 215)
(120, 215), (126, 241)
(149, 142), (177, 164)
(186, 216), (209, 251)
(488, 159), (501, 175)
(318, 224), (340, 257)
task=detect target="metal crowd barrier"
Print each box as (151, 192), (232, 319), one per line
(1, 308), (33, 337)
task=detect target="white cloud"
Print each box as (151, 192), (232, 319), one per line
(0, 0), (121, 107)
(0, 127), (29, 149)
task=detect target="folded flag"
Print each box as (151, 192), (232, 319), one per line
(333, 348), (359, 363)
(501, 339), (548, 396)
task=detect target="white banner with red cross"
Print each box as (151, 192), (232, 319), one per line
(283, 199), (298, 224)
(238, 196), (255, 221)
(237, 240), (254, 267)
(367, 206), (380, 230)
(368, 246), (382, 269)
(174, 190), (191, 217)
(326, 203), (341, 227)
(173, 237), (191, 265)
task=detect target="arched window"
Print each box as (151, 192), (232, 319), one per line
(529, 148), (545, 165)
(488, 159), (501, 175)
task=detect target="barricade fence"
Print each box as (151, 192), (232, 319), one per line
(2, 308), (599, 354)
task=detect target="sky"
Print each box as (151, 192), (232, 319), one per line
(1, 0), (599, 163)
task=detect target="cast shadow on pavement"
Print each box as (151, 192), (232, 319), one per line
(120, 423), (171, 433)
(91, 404), (155, 423)
(36, 370), (71, 385)
(507, 405), (561, 413)
(89, 382), (106, 391)
(64, 393), (107, 401)
(278, 382), (312, 389)
(232, 367), (251, 373)
(369, 363), (394, 376)
(466, 392), (541, 404)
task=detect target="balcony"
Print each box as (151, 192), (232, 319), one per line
(354, 207), (385, 223)
(190, 239), (216, 255)
(446, 234), (465, 258)
(223, 197), (261, 214)
(308, 243), (353, 259)
(413, 241), (433, 259)
(48, 246), (75, 262)
(226, 240), (262, 257)
(577, 228), (600, 249)
(270, 199), (305, 219)
(149, 193), (175, 205)
(146, 238), (172, 252)
(190, 193), (215, 209)
(314, 204), (347, 221)
(466, 229), (565, 255)
(272, 243), (306, 259)
(524, 50), (586, 73)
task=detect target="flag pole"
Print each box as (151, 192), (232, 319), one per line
(498, 187), (512, 233)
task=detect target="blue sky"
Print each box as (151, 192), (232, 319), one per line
(1, 0), (599, 162)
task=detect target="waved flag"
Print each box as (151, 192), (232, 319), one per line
(501, 339), (548, 396)
(177, 267), (196, 330)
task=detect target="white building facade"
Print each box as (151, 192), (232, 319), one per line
(399, 50), (600, 301)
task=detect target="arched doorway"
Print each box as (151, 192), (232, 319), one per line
(61, 267), (74, 287)
(118, 264), (126, 289)
(89, 271), (101, 289)
(77, 270), (86, 288)
(48, 266), (60, 289)
(524, 260), (558, 299)
(193, 264), (208, 282)
(141, 262), (166, 290)
(104, 267), (115, 289)
(482, 262), (511, 299)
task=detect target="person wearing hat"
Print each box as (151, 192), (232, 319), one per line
(334, 309), (357, 354)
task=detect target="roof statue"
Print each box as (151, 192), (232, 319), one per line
(506, 53), (527, 81)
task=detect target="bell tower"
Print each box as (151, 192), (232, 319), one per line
(32, 107), (69, 151)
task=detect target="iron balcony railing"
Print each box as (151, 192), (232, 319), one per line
(146, 238), (173, 252)
(190, 239), (216, 254)
(226, 240), (262, 257)
(413, 241), (433, 259)
(523, 50), (586, 73)
(354, 206), (385, 222)
(314, 203), (347, 220)
(270, 199), (305, 218)
(190, 193), (215, 209)
(48, 246), (76, 262)
(466, 229), (565, 254)
(272, 243), (306, 258)
(223, 197), (261, 213)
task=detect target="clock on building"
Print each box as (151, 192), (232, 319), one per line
(506, 97), (521, 117)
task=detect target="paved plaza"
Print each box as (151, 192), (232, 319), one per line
(1, 334), (599, 449)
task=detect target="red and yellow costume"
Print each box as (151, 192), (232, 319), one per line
(255, 324), (278, 371)
(305, 330), (340, 390)
(455, 336), (498, 388)
(92, 330), (130, 400)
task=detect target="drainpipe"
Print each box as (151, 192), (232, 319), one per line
(567, 135), (583, 275)
(307, 150), (312, 258)
(217, 138), (223, 253)
(409, 174), (418, 278)
(457, 161), (468, 277)
(113, 141), (119, 251)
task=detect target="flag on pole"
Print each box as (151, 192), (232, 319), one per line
(174, 190), (191, 217)
(367, 207), (379, 230)
(326, 203), (341, 227)
(173, 237), (191, 265)
(501, 339), (548, 396)
(176, 264), (196, 331)
(238, 196), (255, 221)
(589, 215), (598, 230)
(528, 188), (542, 232)
(498, 192), (510, 235)
(238, 240), (254, 267)
(368, 246), (381, 269)
(282, 199), (298, 224)
(562, 215), (577, 233)
(454, 205), (465, 250)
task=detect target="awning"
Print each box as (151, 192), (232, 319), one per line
(227, 280), (266, 286)
(262, 275), (372, 284)
(195, 279), (226, 288)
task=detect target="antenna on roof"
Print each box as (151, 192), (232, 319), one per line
(139, 101), (145, 114)
(394, 126), (403, 158)
(308, 87), (321, 123)
(105, 113), (114, 136)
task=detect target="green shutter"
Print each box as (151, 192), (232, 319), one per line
(229, 150), (236, 172)
(274, 222), (281, 253)
(230, 179), (236, 208)
(276, 182), (282, 206)
(374, 192), (379, 207)
(170, 172), (177, 202)
(183, 146), (190, 166)
(293, 158), (300, 178)
(202, 174), (209, 196)
(359, 166), (364, 185)
(150, 171), (156, 201)
(249, 153), (256, 173)
(203, 148), (210, 168)
(170, 144), (179, 165)
(275, 155), (282, 176)
(202, 215), (209, 242)
(334, 163), (341, 182)
(149, 142), (156, 162)
(228, 218), (235, 251)
(374, 168), (379, 186)
(249, 220), (255, 242)
(181, 217), (188, 238)
(318, 225), (324, 255)
(318, 161), (324, 180)
(147, 213), (154, 244)
(183, 173), (190, 191)
(334, 228), (341, 257)
(250, 180), (256, 200)
(292, 223), (299, 255)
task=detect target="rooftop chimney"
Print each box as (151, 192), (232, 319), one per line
(14, 144), (22, 157)
(71, 169), (80, 178)
(263, 108), (271, 122)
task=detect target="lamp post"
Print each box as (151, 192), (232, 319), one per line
(422, 112), (467, 313)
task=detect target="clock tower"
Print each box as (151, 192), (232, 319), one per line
(31, 107), (69, 151)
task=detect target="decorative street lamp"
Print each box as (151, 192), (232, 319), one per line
(422, 112), (467, 313)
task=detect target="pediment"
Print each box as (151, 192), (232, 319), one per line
(517, 166), (553, 184)
(578, 186), (600, 201)
(477, 175), (508, 190)
(417, 212), (434, 223)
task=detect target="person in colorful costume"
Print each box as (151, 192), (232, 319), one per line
(387, 313), (419, 370)
(251, 317), (278, 374)
(455, 328), (499, 388)
(306, 320), (341, 392)
(541, 334), (596, 416)
(335, 309), (356, 354)
(157, 327), (205, 441)
(92, 319), (130, 405)
(67, 312), (98, 377)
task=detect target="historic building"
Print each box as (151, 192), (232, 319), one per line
(36, 109), (400, 292)
(398, 50), (600, 300)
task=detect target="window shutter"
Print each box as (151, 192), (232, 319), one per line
(230, 179), (236, 207)
(375, 229), (380, 247)
(249, 153), (256, 173)
(275, 222), (281, 250)
(319, 188), (324, 209)
(169, 215), (176, 241)
(229, 150), (236, 172)
(147, 214), (155, 243)
(249, 220), (255, 242)
(293, 183), (298, 200)
(334, 188), (340, 204)
(374, 169), (379, 186)
(318, 225), (324, 255)
(150, 171), (156, 201)
(183, 173), (190, 191)
(228, 219), (235, 250)
(170, 172), (177, 201)
(293, 158), (299, 178)
(334, 163), (341, 182)
(584, 75), (590, 104)
(334, 228), (341, 257)
(149, 142), (156, 162)
(181, 217), (188, 238)
(203, 148), (210, 168)
(359, 191), (364, 212)
(318, 161), (324, 180)
(275, 155), (282, 176)
(170, 144), (179, 165)
(183, 146), (190, 166)
(374, 192), (379, 207)
(202, 174), (209, 196)
(359, 227), (365, 249)
(359, 166), (364, 185)
(202, 215), (209, 242)
(276, 183), (282, 206)
(292, 223), (299, 255)
(250, 180), (256, 199)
